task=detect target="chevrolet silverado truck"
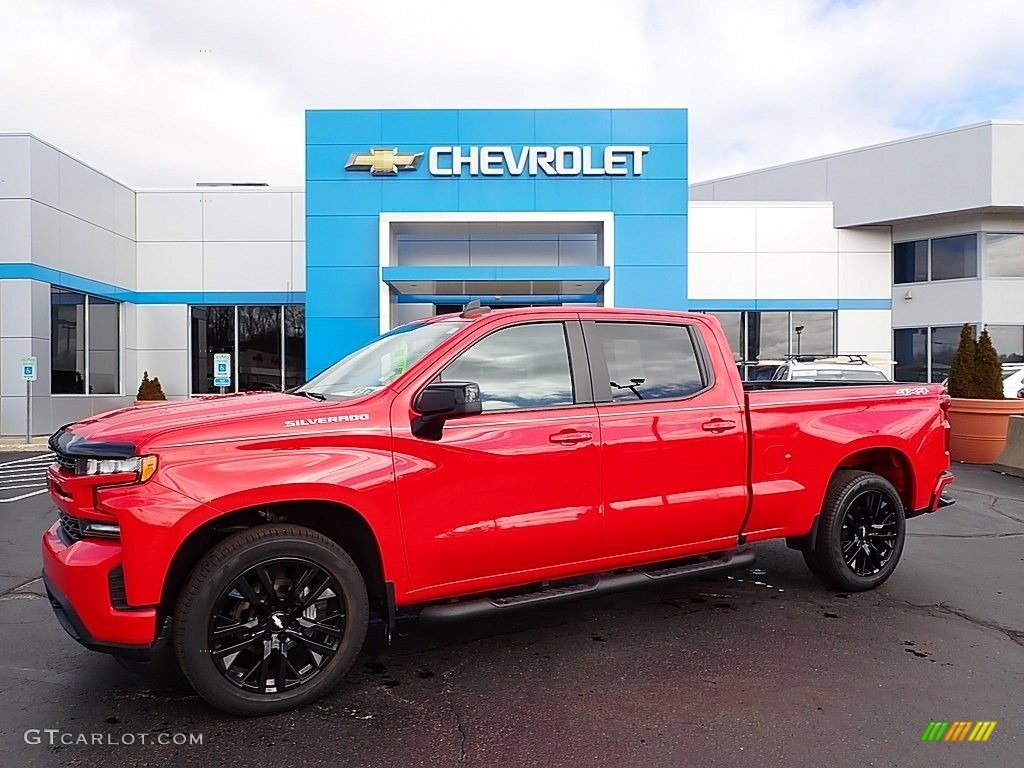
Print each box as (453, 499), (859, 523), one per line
(42, 306), (954, 715)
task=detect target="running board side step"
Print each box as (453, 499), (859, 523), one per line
(418, 547), (755, 622)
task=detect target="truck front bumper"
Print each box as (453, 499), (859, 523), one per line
(41, 522), (157, 658)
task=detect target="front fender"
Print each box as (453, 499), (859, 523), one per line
(108, 442), (404, 606)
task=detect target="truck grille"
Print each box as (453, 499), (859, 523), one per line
(54, 452), (79, 474)
(57, 508), (84, 543)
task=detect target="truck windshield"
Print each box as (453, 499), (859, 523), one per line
(298, 321), (469, 399)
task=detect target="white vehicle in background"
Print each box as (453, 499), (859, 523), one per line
(1001, 364), (1024, 398)
(770, 355), (892, 383)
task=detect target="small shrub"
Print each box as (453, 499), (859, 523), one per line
(974, 329), (1004, 400)
(947, 324), (977, 399)
(136, 371), (167, 401)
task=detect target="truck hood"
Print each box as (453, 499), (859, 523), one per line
(55, 392), (370, 451)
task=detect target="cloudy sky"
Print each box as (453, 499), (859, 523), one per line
(2, 0), (1024, 187)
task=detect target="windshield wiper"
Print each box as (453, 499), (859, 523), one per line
(286, 389), (327, 401)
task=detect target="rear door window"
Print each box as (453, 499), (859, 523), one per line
(590, 322), (708, 403)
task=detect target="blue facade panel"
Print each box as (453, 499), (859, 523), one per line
(305, 108), (689, 378)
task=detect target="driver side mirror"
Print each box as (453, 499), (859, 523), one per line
(412, 381), (482, 439)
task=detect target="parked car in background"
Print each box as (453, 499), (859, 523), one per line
(771, 356), (892, 383)
(1001, 364), (1024, 398)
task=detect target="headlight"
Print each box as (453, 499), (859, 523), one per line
(83, 455), (158, 482)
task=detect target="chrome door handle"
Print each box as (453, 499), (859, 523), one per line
(701, 419), (738, 433)
(549, 430), (594, 445)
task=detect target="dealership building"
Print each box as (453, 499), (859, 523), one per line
(1, 110), (1022, 436)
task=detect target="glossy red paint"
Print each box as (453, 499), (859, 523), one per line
(40, 307), (952, 652)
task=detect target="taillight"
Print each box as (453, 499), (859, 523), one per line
(939, 393), (951, 452)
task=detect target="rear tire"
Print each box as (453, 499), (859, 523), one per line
(173, 524), (369, 716)
(803, 470), (906, 592)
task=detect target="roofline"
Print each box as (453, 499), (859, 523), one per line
(0, 131), (297, 193)
(134, 186), (303, 194)
(0, 131), (135, 191)
(690, 120), (1024, 186)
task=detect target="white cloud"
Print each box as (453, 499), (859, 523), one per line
(2, 0), (1023, 186)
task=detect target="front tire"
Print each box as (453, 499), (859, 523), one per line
(803, 470), (906, 592)
(173, 524), (369, 716)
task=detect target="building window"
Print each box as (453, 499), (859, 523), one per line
(705, 312), (743, 362)
(984, 233), (1024, 277)
(284, 305), (306, 390)
(893, 328), (928, 382)
(699, 310), (837, 380)
(190, 305), (305, 394)
(746, 312), (790, 362)
(893, 240), (928, 284)
(791, 311), (835, 357)
(986, 325), (1024, 364)
(930, 234), (978, 281)
(50, 288), (120, 395)
(930, 325), (972, 383)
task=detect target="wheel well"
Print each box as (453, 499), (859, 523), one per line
(836, 448), (915, 509)
(160, 502), (387, 622)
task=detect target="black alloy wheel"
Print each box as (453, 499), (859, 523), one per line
(839, 489), (900, 577)
(174, 525), (369, 715)
(208, 558), (345, 694)
(803, 470), (906, 591)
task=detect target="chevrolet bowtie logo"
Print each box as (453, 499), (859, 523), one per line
(345, 147), (423, 175)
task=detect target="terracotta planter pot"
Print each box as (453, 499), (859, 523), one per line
(948, 397), (1024, 464)
(133, 399), (167, 407)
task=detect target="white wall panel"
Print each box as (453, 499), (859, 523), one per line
(756, 252), (838, 299)
(136, 349), (188, 398)
(30, 278), (52, 339)
(0, 280), (34, 339)
(0, 200), (31, 261)
(837, 252), (891, 299)
(0, 135), (31, 199)
(29, 200), (59, 268)
(687, 252), (756, 299)
(891, 280), (982, 328)
(114, 235), (137, 289)
(59, 214), (117, 283)
(59, 154), (116, 232)
(122, 303), (138, 351)
(837, 309), (892, 355)
(291, 193), (305, 240)
(755, 206), (837, 252)
(290, 242), (306, 291)
(982, 280), (1024, 324)
(136, 192), (202, 242)
(203, 242), (292, 292)
(688, 205), (756, 252)
(29, 137), (59, 207)
(136, 305), (189, 350)
(137, 242), (204, 291)
(837, 226), (890, 253)
(202, 193), (292, 242)
(113, 183), (136, 240)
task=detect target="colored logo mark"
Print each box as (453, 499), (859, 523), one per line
(345, 148), (423, 175)
(920, 721), (997, 742)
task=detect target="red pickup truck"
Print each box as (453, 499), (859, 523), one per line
(42, 307), (953, 715)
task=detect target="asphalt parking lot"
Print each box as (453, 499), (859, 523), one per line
(0, 454), (1020, 768)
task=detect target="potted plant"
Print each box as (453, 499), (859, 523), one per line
(947, 325), (1024, 463)
(135, 371), (168, 407)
